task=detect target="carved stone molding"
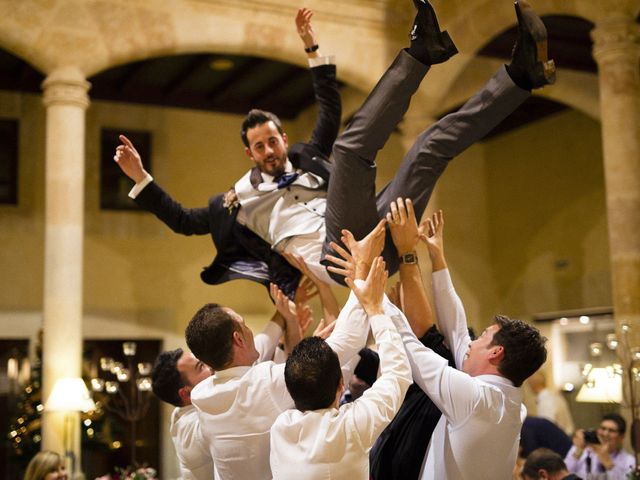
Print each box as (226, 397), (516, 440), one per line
(42, 66), (91, 109)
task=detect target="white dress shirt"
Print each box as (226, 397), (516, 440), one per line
(536, 387), (575, 434)
(170, 405), (214, 480)
(388, 269), (525, 480)
(270, 312), (411, 480)
(191, 291), (369, 480)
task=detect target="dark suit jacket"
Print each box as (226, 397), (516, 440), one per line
(134, 63), (341, 298)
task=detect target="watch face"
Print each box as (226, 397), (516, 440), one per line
(401, 252), (417, 264)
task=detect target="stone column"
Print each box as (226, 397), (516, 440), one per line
(591, 15), (640, 344)
(40, 66), (90, 477)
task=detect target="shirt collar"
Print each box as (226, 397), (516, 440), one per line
(213, 365), (252, 381)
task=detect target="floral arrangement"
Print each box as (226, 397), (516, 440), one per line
(95, 466), (158, 480)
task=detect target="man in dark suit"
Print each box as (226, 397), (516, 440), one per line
(115, 1), (555, 297)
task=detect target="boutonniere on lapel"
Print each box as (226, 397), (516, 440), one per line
(223, 188), (239, 214)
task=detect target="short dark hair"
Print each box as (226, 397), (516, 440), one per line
(185, 303), (240, 371)
(602, 412), (626, 435)
(151, 348), (184, 407)
(491, 315), (547, 387)
(285, 336), (342, 411)
(354, 348), (380, 387)
(521, 448), (567, 478)
(240, 109), (284, 147)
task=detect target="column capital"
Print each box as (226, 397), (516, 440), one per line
(42, 66), (91, 110)
(591, 15), (640, 66)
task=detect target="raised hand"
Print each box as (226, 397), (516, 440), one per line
(386, 198), (423, 255)
(419, 209), (447, 272)
(325, 241), (356, 281)
(295, 276), (320, 306)
(341, 219), (386, 280)
(296, 302), (314, 336)
(270, 282), (297, 324)
(295, 8), (317, 51)
(312, 318), (336, 339)
(284, 251), (339, 322)
(346, 256), (388, 316)
(113, 135), (148, 184)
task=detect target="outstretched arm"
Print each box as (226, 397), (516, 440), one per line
(296, 8), (321, 59)
(420, 209), (447, 272)
(420, 211), (470, 368)
(295, 8), (341, 156)
(387, 198), (434, 337)
(347, 257), (412, 448)
(270, 283), (303, 355)
(114, 134), (210, 235)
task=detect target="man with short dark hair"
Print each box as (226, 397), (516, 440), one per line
(114, 1), (555, 298)
(377, 205), (548, 479)
(151, 348), (214, 480)
(184, 260), (377, 480)
(564, 413), (634, 478)
(270, 256), (411, 479)
(522, 448), (582, 480)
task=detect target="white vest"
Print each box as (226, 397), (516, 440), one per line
(234, 167), (327, 249)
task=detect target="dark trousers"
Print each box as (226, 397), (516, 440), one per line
(322, 49), (530, 283)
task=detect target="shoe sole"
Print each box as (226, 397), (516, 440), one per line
(516, 0), (556, 85)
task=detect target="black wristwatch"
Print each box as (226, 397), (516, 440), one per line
(399, 252), (418, 264)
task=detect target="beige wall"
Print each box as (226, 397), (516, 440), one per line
(426, 109), (609, 333)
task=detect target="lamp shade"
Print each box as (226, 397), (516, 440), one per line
(576, 367), (623, 403)
(45, 377), (96, 412)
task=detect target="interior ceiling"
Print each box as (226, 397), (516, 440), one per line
(0, 15), (596, 139)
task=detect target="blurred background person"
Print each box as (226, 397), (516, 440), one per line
(527, 371), (574, 435)
(24, 451), (67, 480)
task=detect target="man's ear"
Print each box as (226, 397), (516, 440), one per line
(178, 386), (192, 406)
(232, 329), (245, 348)
(488, 345), (504, 365)
(245, 147), (254, 161)
(281, 132), (288, 148)
(538, 468), (550, 479)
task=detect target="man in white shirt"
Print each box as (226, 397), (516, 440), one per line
(151, 348), (214, 480)
(270, 257), (412, 480)
(151, 315), (285, 480)
(185, 284), (373, 480)
(381, 204), (548, 479)
(528, 370), (575, 435)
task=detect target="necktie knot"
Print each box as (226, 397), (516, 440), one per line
(275, 172), (299, 189)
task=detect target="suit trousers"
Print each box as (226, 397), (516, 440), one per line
(322, 49), (530, 283)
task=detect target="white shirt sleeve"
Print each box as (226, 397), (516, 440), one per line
(348, 313), (411, 449)
(432, 269), (472, 373)
(254, 321), (283, 363)
(325, 287), (369, 367)
(383, 295), (481, 424)
(127, 172), (154, 199)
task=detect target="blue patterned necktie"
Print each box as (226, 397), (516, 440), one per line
(275, 172), (299, 189)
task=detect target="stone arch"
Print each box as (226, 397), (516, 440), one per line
(0, 0), (629, 119)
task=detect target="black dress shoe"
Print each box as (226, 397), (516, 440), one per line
(408, 0), (458, 65)
(507, 0), (556, 90)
